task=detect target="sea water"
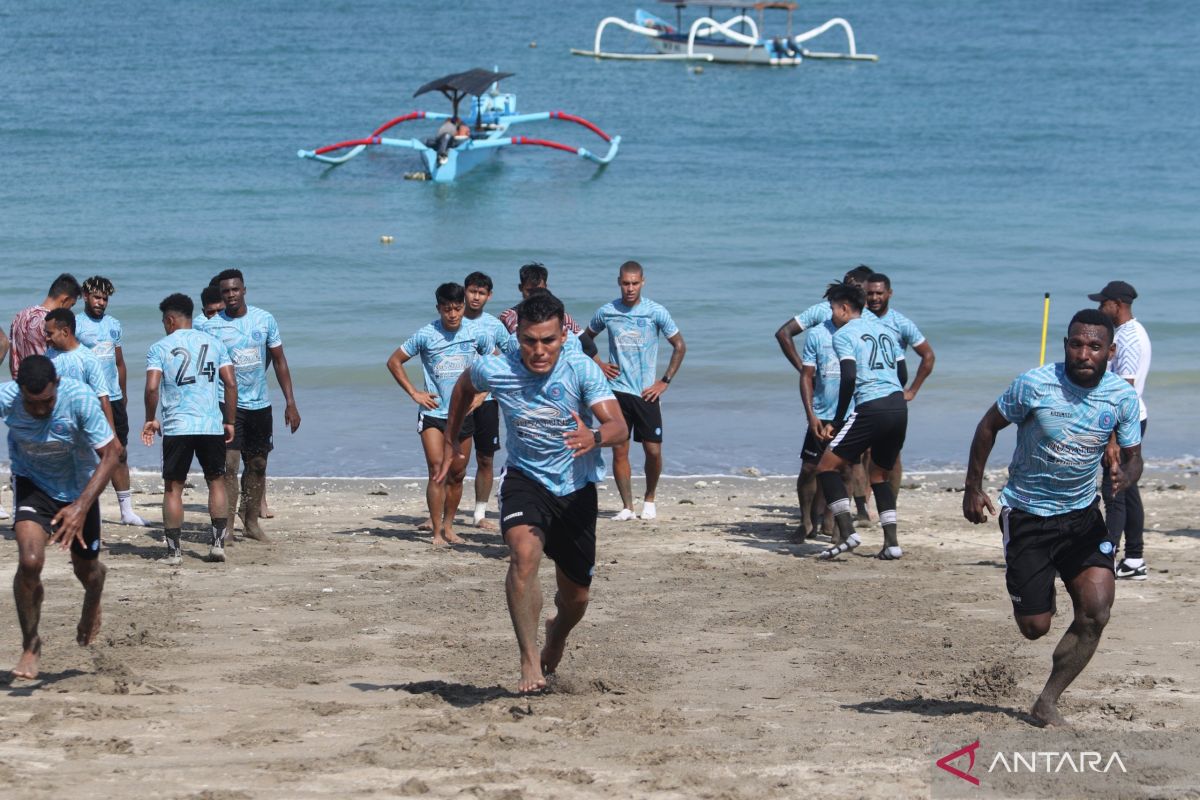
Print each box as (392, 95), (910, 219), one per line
(2, 0), (1196, 477)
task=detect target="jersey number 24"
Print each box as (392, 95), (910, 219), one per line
(171, 345), (217, 385)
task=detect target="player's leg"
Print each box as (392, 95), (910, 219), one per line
(441, 436), (472, 545)
(110, 399), (146, 526)
(611, 393), (637, 520)
(851, 453), (872, 521)
(641, 441), (662, 519)
(10, 518), (48, 679)
(221, 403), (242, 532)
(632, 396), (664, 519)
(69, 500), (106, 646)
(471, 401), (500, 530)
(198, 436), (229, 562)
(542, 565), (589, 678)
(419, 425), (451, 545)
(815, 412), (871, 558)
(796, 423), (826, 542)
(505, 523), (547, 692)
(540, 482), (597, 677)
(238, 408), (273, 542)
(159, 436), (189, 565)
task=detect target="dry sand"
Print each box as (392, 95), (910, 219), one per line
(2, 470), (1199, 799)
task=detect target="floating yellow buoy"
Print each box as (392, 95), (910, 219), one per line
(380, 235), (394, 244)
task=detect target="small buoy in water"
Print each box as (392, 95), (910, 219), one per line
(380, 235), (394, 244)
(404, 171), (429, 181)
(692, 65), (704, 74)
(529, 41), (537, 48)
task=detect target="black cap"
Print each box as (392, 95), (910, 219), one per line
(1087, 280), (1137, 303)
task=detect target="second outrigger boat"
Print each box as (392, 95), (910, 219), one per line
(571, 1), (876, 66)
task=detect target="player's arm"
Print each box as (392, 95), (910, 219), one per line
(435, 371), (487, 483)
(267, 344), (301, 433)
(50, 438), (120, 551)
(904, 341), (935, 402)
(385, 346), (438, 410)
(1109, 443), (1143, 494)
(563, 398), (627, 457)
(962, 404), (1010, 524)
(219, 364), (238, 443)
(833, 359), (856, 427)
(142, 369), (162, 445)
(774, 318), (806, 374)
(115, 345), (128, 401)
(0, 327), (8, 367)
(896, 358), (908, 388)
(642, 331), (685, 403)
(98, 395), (116, 437)
(800, 365), (821, 430)
(582, 326), (619, 378)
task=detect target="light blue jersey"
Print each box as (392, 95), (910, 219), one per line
(588, 298), (679, 396)
(401, 320), (492, 419)
(832, 316), (903, 406)
(997, 363), (1141, 516)
(147, 329), (233, 436)
(467, 312), (508, 353)
(866, 308), (924, 360)
(47, 346), (112, 398)
(76, 313), (123, 401)
(197, 306), (281, 410)
(1, 378), (114, 502)
(801, 321), (849, 420)
(794, 300), (832, 332)
(471, 349), (615, 496)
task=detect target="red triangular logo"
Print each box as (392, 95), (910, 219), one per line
(937, 740), (981, 786)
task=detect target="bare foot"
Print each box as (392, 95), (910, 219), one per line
(260, 497), (274, 519)
(540, 616), (565, 676)
(431, 535), (449, 548)
(518, 658), (547, 694)
(77, 564), (107, 646)
(1031, 696), (1070, 727)
(417, 518), (434, 531)
(242, 519), (271, 543)
(11, 637), (41, 680)
(443, 525), (465, 545)
(789, 528), (808, 545)
(474, 517), (497, 531)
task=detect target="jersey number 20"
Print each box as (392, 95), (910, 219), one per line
(859, 333), (898, 370)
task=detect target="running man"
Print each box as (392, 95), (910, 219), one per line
(797, 317), (847, 543)
(963, 309), (1141, 727)
(76, 276), (147, 527)
(387, 283), (493, 546)
(812, 283), (908, 560)
(776, 265), (875, 519)
(1090, 281), (1152, 580)
(864, 271), (936, 495)
(9, 273), (81, 379)
(580, 261), (685, 521)
(2, 355), (120, 680)
(198, 269), (300, 542)
(143, 294), (238, 564)
(44, 309), (116, 432)
(463, 271), (509, 530)
(436, 291), (626, 693)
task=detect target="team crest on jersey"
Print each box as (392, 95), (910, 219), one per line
(636, 317), (648, 328)
(546, 382), (565, 401)
(51, 420), (69, 436)
(251, 330), (264, 342)
(1099, 411), (1115, 429)
(458, 342), (475, 352)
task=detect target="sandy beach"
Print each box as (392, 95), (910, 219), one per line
(2, 469), (1198, 799)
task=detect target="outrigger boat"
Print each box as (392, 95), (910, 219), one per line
(297, 68), (620, 183)
(571, 1), (876, 65)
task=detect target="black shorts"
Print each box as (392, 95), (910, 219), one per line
(417, 410), (474, 441)
(615, 391), (663, 443)
(111, 397), (130, 447)
(801, 419), (833, 464)
(221, 404), (273, 456)
(1000, 500), (1114, 616)
(471, 399), (501, 455)
(498, 467), (598, 588)
(12, 476), (102, 560)
(829, 393), (907, 469)
(162, 434), (227, 482)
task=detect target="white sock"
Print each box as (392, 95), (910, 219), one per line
(473, 502), (487, 522)
(117, 490), (146, 524)
(612, 508), (637, 521)
(1123, 557), (1144, 567)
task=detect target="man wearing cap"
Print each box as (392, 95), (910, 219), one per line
(1091, 280), (1152, 581)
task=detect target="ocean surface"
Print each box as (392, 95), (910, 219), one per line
(2, 0), (1197, 477)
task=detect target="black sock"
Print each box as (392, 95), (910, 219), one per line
(164, 528), (182, 555)
(854, 495), (870, 516)
(211, 517), (228, 547)
(819, 471), (856, 542)
(871, 482), (898, 548)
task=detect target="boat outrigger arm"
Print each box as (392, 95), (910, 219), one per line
(297, 68), (621, 182)
(570, 1), (877, 64)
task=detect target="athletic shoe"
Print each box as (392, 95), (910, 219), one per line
(0, 505), (9, 520)
(640, 501), (657, 520)
(205, 546), (226, 563)
(159, 551), (182, 567)
(818, 533), (861, 560)
(612, 508), (637, 521)
(1115, 559), (1148, 580)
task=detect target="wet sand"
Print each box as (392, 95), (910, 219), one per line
(2, 470), (1198, 798)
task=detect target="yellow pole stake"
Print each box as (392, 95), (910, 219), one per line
(1039, 292), (1050, 366)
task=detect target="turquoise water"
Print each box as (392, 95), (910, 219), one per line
(2, 1), (1196, 476)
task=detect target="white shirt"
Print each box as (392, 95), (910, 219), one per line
(1112, 317), (1151, 421)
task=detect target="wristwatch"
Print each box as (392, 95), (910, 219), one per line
(593, 429), (602, 446)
